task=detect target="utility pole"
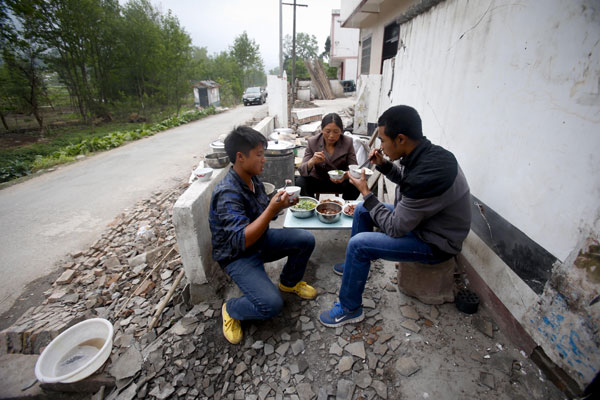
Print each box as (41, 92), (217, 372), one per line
(279, 0), (283, 77)
(283, 1), (307, 102)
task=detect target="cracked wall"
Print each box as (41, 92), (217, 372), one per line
(355, 0), (600, 390)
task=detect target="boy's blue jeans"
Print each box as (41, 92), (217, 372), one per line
(224, 228), (315, 321)
(340, 202), (446, 311)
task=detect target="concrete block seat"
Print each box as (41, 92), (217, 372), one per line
(396, 258), (457, 305)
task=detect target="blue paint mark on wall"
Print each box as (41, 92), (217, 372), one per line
(532, 293), (600, 384)
(568, 330), (582, 357)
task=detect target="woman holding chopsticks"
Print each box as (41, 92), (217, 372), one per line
(296, 113), (360, 200)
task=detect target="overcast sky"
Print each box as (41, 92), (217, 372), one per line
(150, 0), (341, 71)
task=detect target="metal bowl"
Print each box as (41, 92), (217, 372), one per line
(210, 140), (227, 154)
(289, 196), (318, 219)
(263, 182), (275, 199)
(316, 202), (342, 224)
(205, 153), (229, 168)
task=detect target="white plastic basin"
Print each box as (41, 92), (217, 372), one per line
(35, 318), (114, 383)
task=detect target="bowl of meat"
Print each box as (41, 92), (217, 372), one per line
(315, 202), (342, 224)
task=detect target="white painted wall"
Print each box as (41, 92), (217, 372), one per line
(267, 73), (289, 128)
(332, 13), (360, 58)
(345, 58), (358, 81)
(367, 0), (600, 388)
(340, 0), (362, 22)
(353, 74), (382, 134)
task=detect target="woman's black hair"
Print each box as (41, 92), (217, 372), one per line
(321, 113), (343, 131)
(224, 126), (267, 163)
(377, 105), (423, 140)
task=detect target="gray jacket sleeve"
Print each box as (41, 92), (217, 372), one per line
(362, 192), (446, 238)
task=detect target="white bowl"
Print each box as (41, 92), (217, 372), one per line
(279, 185), (301, 200)
(194, 167), (213, 182)
(328, 169), (345, 182)
(35, 318), (114, 383)
(348, 164), (374, 179)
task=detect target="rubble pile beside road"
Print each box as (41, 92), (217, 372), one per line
(1, 183), (187, 357)
(0, 175), (566, 399)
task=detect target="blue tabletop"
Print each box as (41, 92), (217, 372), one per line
(283, 208), (353, 229)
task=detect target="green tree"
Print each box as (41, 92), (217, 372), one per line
(119, 0), (163, 114)
(230, 31), (265, 88)
(1, 3), (50, 133)
(283, 32), (319, 61)
(210, 51), (243, 105)
(282, 32), (319, 82)
(158, 10), (192, 115)
(190, 46), (211, 80)
(11, 0), (119, 121)
(321, 36), (331, 60)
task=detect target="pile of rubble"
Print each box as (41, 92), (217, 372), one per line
(1, 175), (566, 399)
(1, 184), (190, 383)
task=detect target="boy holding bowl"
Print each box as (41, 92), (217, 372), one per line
(209, 126), (317, 344)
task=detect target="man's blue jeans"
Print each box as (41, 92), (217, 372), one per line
(340, 202), (447, 311)
(224, 228), (315, 321)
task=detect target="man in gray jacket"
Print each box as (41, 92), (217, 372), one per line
(319, 105), (471, 327)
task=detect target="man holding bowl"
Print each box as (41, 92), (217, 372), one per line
(210, 126), (318, 344)
(319, 105), (472, 327)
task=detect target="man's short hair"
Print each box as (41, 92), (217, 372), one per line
(224, 126), (268, 163)
(377, 105), (423, 140)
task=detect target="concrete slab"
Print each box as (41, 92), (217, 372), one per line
(0, 354), (43, 399)
(292, 108), (323, 121)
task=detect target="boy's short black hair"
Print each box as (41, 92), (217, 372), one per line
(224, 126), (268, 163)
(377, 105), (423, 141)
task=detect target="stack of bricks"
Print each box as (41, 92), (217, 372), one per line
(0, 305), (85, 355)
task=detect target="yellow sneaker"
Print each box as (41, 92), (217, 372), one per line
(222, 303), (242, 344)
(279, 281), (317, 300)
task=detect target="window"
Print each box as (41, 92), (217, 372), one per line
(360, 36), (371, 75)
(381, 22), (400, 72)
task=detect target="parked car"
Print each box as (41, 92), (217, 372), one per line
(242, 86), (267, 106)
(340, 80), (356, 93)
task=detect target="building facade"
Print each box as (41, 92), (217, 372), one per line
(341, 0), (600, 394)
(330, 9), (360, 82)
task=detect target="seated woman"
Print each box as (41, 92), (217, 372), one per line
(296, 113), (360, 200)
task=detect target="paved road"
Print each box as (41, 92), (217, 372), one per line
(0, 104), (267, 315)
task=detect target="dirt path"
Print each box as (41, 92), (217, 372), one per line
(0, 104), (267, 316)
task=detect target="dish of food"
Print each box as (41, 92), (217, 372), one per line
(292, 199), (317, 210)
(315, 202), (342, 224)
(343, 203), (357, 217)
(327, 169), (345, 182)
(290, 197), (318, 219)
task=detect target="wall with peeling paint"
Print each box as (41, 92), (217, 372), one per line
(344, 0), (600, 390)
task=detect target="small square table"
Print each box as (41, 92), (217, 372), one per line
(283, 209), (353, 229)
